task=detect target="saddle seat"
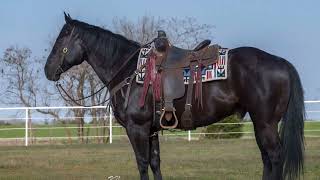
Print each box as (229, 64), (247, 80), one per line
(152, 30), (220, 130)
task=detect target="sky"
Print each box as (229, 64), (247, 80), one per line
(1, 0), (320, 116)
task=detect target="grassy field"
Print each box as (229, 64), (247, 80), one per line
(0, 121), (319, 139)
(0, 138), (319, 180)
(0, 124), (122, 138)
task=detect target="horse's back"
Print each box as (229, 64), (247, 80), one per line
(230, 46), (292, 83)
(229, 47), (291, 113)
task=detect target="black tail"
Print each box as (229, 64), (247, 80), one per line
(280, 61), (305, 180)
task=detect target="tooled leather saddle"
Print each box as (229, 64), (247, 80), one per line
(141, 30), (220, 130)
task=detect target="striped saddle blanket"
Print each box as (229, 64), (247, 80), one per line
(136, 46), (229, 84)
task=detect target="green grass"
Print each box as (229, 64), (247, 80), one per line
(0, 138), (319, 180)
(1, 121), (319, 139)
(0, 124), (126, 138)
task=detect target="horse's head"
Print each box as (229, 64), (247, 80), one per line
(45, 13), (86, 81)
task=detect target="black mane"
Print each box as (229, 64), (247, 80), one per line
(70, 19), (140, 47)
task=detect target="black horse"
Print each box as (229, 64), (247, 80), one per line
(45, 14), (305, 180)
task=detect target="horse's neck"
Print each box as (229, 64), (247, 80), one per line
(84, 36), (139, 87)
(85, 53), (113, 84)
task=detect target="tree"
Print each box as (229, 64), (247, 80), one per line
(1, 46), (61, 114)
(112, 16), (214, 48)
(1, 46), (62, 143)
(1, 46), (108, 144)
(56, 62), (108, 143)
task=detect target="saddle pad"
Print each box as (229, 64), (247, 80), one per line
(136, 46), (228, 84)
(183, 48), (228, 84)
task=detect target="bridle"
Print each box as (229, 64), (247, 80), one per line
(54, 25), (105, 107)
(54, 26), (155, 107)
(55, 26), (76, 76)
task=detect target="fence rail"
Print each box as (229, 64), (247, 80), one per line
(0, 102), (319, 146)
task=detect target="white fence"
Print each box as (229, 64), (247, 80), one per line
(0, 106), (111, 146)
(0, 101), (319, 146)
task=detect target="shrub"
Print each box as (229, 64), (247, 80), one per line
(203, 114), (243, 139)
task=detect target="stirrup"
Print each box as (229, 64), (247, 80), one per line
(159, 108), (178, 129)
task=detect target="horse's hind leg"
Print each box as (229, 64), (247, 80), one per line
(149, 133), (163, 180)
(251, 109), (283, 180)
(254, 121), (282, 180)
(254, 129), (272, 180)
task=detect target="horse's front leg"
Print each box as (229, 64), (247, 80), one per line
(126, 121), (151, 180)
(149, 132), (162, 180)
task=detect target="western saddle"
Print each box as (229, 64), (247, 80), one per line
(144, 30), (220, 130)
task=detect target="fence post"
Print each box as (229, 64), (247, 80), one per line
(188, 130), (191, 141)
(109, 109), (113, 144)
(25, 107), (28, 147)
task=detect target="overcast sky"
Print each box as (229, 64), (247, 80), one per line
(1, 0), (320, 115)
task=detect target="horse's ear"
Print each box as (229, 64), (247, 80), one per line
(64, 11), (72, 23)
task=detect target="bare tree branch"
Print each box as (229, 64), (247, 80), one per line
(1, 46), (61, 122)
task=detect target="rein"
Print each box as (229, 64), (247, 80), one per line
(106, 41), (154, 88)
(55, 82), (110, 107)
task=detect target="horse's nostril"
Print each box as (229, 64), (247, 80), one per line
(44, 63), (57, 81)
(44, 63), (51, 78)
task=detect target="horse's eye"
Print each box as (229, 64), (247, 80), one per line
(63, 48), (68, 54)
